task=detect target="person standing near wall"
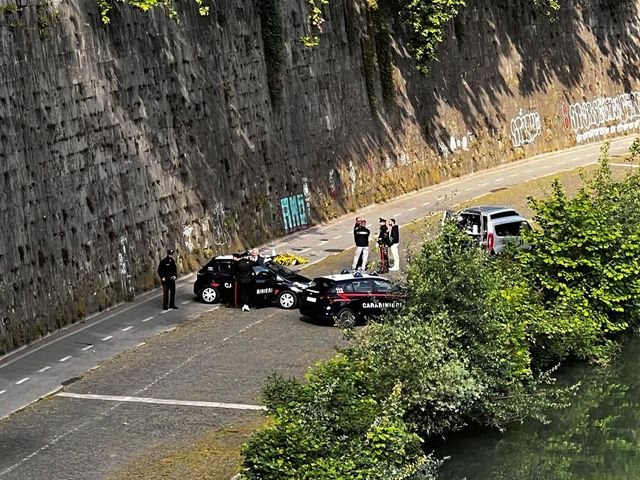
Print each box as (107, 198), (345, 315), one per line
(157, 249), (178, 310)
(352, 218), (370, 271)
(388, 218), (400, 271)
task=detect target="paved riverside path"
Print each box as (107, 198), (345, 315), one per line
(0, 135), (636, 479)
(0, 135), (634, 420)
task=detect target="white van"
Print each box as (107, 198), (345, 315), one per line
(445, 206), (531, 254)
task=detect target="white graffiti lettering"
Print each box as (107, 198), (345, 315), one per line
(567, 92), (640, 143)
(511, 109), (542, 147)
(211, 202), (232, 246)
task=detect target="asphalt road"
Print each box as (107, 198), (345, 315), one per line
(0, 135), (637, 479)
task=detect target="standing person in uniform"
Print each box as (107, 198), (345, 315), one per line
(157, 249), (178, 310)
(388, 218), (400, 271)
(352, 218), (370, 271)
(377, 218), (390, 274)
(235, 253), (255, 312)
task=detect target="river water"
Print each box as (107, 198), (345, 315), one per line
(435, 338), (640, 479)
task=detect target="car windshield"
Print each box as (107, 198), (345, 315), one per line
(265, 261), (296, 279)
(495, 221), (529, 237)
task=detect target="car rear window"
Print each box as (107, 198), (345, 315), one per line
(495, 221), (529, 237)
(310, 278), (337, 292)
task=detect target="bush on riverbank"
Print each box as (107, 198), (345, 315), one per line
(238, 142), (640, 479)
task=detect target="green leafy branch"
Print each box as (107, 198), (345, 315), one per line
(97, 0), (209, 25)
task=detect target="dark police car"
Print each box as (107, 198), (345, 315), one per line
(193, 255), (312, 309)
(299, 272), (406, 326)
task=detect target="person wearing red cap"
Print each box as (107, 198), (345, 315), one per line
(352, 218), (370, 271)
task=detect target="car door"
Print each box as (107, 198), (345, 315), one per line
(371, 278), (404, 314)
(253, 266), (276, 303)
(349, 278), (375, 316)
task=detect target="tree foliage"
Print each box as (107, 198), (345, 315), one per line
(304, 0), (561, 74)
(521, 143), (640, 345)
(239, 139), (640, 479)
(97, 0), (209, 24)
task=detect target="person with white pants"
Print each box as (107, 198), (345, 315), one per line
(352, 217), (370, 271)
(388, 218), (400, 271)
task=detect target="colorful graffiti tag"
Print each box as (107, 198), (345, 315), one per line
(510, 109), (542, 147)
(563, 92), (640, 143)
(280, 194), (308, 232)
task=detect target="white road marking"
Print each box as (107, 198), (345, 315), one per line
(1, 318), (267, 477)
(56, 392), (267, 411)
(421, 202), (430, 206)
(15, 378), (29, 385)
(136, 342), (146, 348)
(408, 207), (417, 212)
(525, 169), (535, 173)
(161, 309), (171, 314)
(610, 163), (638, 168)
(81, 345), (93, 351)
(306, 258), (324, 267)
(558, 160), (567, 165)
(141, 316), (154, 323)
(59, 356), (72, 362)
(101, 336), (113, 342)
(297, 248), (311, 253)
(122, 326), (133, 332)
(0, 390), (5, 395)
(333, 235), (343, 239)
(38, 366), (51, 373)
(541, 165), (551, 169)
(465, 187), (474, 191)
(394, 213), (402, 217)
(478, 182), (488, 187)
(509, 173), (520, 178)
(495, 177), (505, 182)
(181, 300), (191, 305)
(318, 240), (328, 245)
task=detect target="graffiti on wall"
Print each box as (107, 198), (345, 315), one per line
(349, 160), (357, 195)
(563, 92), (640, 143)
(183, 224), (195, 251)
(118, 236), (134, 294)
(280, 194), (308, 232)
(438, 133), (474, 156)
(302, 177), (311, 218)
(511, 109), (542, 147)
(211, 202), (232, 246)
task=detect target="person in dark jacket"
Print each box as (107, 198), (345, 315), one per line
(377, 218), (390, 273)
(388, 218), (400, 271)
(352, 217), (370, 271)
(157, 249), (178, 310)
(234, 253), (255, 312)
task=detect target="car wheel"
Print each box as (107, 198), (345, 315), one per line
(277, 291), (297, 309)
(335, 308), (356, 328)
(200, 286), (220, 304)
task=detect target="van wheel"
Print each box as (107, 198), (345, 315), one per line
(201, 286), (220, 304)
(277, 291), (297, 309)
(335, 308), (356, 328)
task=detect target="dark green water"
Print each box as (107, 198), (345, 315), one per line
(435, 339), (640, 480)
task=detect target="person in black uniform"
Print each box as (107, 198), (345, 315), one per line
(234, 253), (255, 312)
(377, 218), (390, 273)
(352, 217), (371, 271)
(157, 249), (178, 310)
